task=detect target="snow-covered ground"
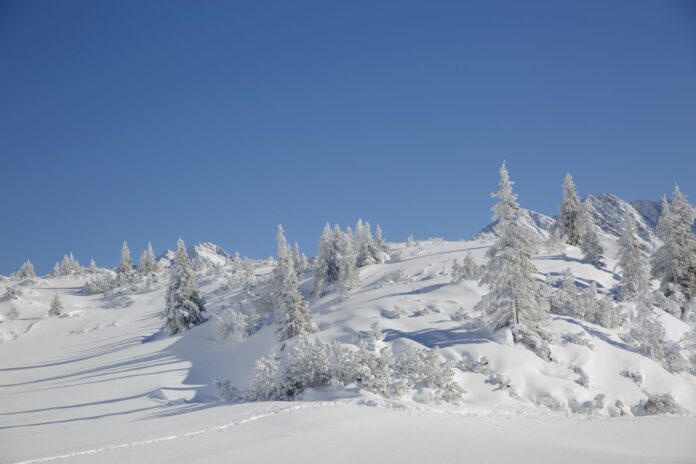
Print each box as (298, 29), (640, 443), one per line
(2, 235), (696, 463)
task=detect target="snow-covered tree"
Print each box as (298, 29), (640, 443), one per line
(617, 210), (650, 301)
(139, 242), (159, 275)
(272, 226), (316, 342)
(579, 203), (604, 268)
(554, 173), (583, 246)
(314, 223), (341, 292)
(476, 163), (549, 338)
(48, 293), (64, 317)
(622, 300), (667, 363)
(14, 260), (36, 279)
(354, 219), (381, 267)
(292, 242), (309, 275)
(375, 224), (389, 255)
(53, 252), (81, 276)
(582, 282), (625, 329)
(451, 252), (480, 282)
(88, 259), (98, 273)
(337, 226), (360, 295)
(162, 239), (206, 335)
(652, 187), (696, 318)
(7, 306), (19, 320)
(116, 241), (133, 277)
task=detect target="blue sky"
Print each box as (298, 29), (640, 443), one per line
(1, 0), (695, 274)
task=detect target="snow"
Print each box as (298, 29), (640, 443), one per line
(2, 233), (696, 463)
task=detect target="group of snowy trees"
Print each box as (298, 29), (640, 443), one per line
(271, 226), (316, 342)
(162, 239), (206, 335)
(477, 163), (696, 369)
(247, 333), (462, 402)
(551, 174), (604, 267)
(652, 186), (696, 319)
(313, 220), (389, 296)
(475, 163), (550, 354)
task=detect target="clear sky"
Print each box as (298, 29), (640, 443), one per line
(1, 0), (695, 275)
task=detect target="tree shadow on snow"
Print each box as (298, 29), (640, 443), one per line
(383, 327), (492, 349)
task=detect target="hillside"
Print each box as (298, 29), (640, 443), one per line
(2, 215), (696, 462)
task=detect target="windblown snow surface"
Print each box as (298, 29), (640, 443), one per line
(1, 234), (695, 463)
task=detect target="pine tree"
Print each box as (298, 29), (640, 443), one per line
(554, 173), (583, 246)
(337, 226), (360, 294)
(49, 293), (64, 317)
(375, 224), (389, 254)
(117, 241), (133, 277)
(476, 163), (549, 336)
(140, 242), (159, 275)
(53, 252), (81, 276)
(162, 239), (206, 335)
(579, 202), (604, 268)
(88, 259), (98, 273)
(355, 219), (381, 267)
(652, 186), (696, 316)
(623, 299), (667, 363)
(314, 223), (341, 293)
(292, 242), (309, 275)
(8, 306), (19, 320)
(15, 260), (36, 279)
(617, 210), (650, 301)
(272, 225), (316, 342)
(451, 253), (480, 282)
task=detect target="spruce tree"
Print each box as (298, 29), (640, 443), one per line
(117, 241), (133, 277)
(337, 226), (360, 294)
(49, 293), (64, 317)
(579, 203), (604, 268)
(162, 239), (206, 335)
(292, 241), (308, 275)
(140, 242), (159, 275)
(355, 219), (381, 267)
(7, 306), (19, 320)
(476, 163), (549, 335)
(617, 210), (650, 301)
(272, 225), (316, 342)
(554, 173), (583, 246)
(15, 261), (36, 279)
(652, 186), (696, 315)
(375, 224), (389, 254)
(623, 299), (667, 363)
(314, 223), (341, 293)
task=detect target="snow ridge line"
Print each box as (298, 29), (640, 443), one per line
(11, 402), (338, 464)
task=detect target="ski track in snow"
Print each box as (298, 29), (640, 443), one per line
(11, 402), (336, 464)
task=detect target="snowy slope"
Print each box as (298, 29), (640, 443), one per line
(2, 231), (696, 463)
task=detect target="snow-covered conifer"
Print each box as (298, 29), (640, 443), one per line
(337, 226), (360, 294)
(476, 163), (549, 338)
(554, 173), (583, 246)
(14, 261), (36, 279)
(139, 242), (159, 275)
(117, 241), (133, 277)
(53, 252), (81, 276)
(162, 239), (206, 335)
(579, 203), (604, 268)
(451, 253), (480, 282)
(8, 306), (19, 320)
(49, 293), (64, 317)
(623, 300), (667, 363)
(617, 210), (650, 301)
(88, 259), (98, 273)
(355, 219), (381, 267)
(652, 187), (696, 318)
(314, 223), (341, 292)
(292, 242), (309, 275)
(375, 224), (389, 254)
(272, 226), (316, 342)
